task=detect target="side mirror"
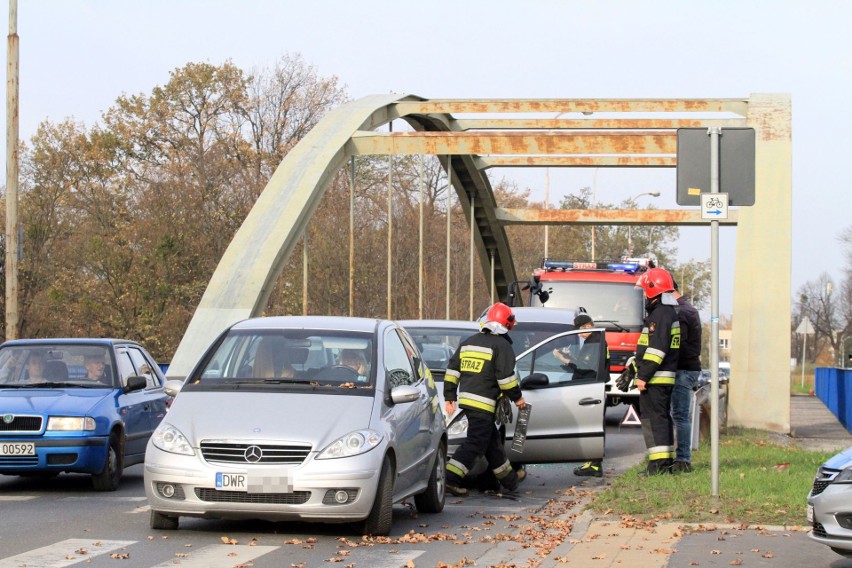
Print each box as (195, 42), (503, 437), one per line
(123, 375), (147, 393)
(520, 373), (549, 389)
(163, 379), (184, 397)
(390, 384), (420, 405)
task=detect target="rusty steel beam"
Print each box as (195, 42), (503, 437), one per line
(496, 208), (739, 226)
(348, 130), (676, 156)
(476, 156), (676, 168)
(395, 98), (749, 116)
(455, 118), (747, 130)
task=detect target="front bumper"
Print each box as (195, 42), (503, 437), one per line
(144, 446), (382, 523)
(0, 436), (108, 474)
(808, 484), (852, 556)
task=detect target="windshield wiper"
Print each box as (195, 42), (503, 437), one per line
(231, 378), (314, 385)
(594, 319), (628, 332)
(8, 381), (83, 389)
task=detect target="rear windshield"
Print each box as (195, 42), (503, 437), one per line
(511, 322), (575, 353)
(403, 327), (476, 370)
(0, 344), (115, 388)
(188, 329), (375, 391)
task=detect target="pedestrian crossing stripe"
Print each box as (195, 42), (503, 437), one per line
(0, 495), (38, 501)
(0, 538), (135, 568)
(621, 404), (641, 426)
(149, 544), (278, 567)
(0, 540), (425, 568)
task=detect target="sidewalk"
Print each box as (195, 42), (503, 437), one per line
(541, 394), (852, 568)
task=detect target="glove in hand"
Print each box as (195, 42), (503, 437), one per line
(615, 356), (636, 392)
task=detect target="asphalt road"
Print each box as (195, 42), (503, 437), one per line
(0, 406), (645, 568)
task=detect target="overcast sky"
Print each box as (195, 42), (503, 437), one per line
(5, 0), (851, 317)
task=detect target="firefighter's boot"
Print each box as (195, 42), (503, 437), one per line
(574, 460), (604, 477)
(639, 458), (673, 476)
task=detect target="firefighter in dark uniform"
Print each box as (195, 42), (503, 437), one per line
(632, 267), (681, 475)
(444, 302), (528, 496)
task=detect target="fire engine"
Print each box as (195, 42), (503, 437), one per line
(507, 257), (655, 406)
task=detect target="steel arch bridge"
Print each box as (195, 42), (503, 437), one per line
(167, 93), (791, 433)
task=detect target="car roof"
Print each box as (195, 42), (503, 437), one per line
(511, 306), (578, 325)
(1, 338), (142, 348)
(398, 319), (479, 331)
(230, 315), (385, 333)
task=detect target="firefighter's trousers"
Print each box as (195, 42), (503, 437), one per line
(639, 384), (675, 472)
(446, 409), (519, 489)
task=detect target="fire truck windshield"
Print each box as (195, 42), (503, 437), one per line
(531, 281), (645, 330)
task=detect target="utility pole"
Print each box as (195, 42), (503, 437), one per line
(5, 0), (19, 340)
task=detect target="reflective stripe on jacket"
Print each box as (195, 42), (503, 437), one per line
(444, 331), (521, 415)
(635, 299), (680, 385)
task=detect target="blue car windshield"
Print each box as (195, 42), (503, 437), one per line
(191, 330), (375, 389)
(0, 344), (115, 388)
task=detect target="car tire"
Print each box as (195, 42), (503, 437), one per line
(92, 432), (123, 491)
(150, 510), (179, 530)
(360, 456), (393, 536)
(414, 443), (446, 513)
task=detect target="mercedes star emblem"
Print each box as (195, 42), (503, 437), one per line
(244, 445), (263, 463)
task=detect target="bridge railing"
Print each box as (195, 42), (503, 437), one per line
(815, 367), (852, 433)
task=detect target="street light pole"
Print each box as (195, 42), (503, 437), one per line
(5, 0), (19, 340)
(544, 167), (550, 259)
(627, 191), (660, 257)
(591, 169), (598, 260)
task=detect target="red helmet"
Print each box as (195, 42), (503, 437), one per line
(485, 302), (516, 330)
(636, 267), (675, 299)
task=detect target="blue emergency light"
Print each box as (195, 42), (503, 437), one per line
(542, 258), (643, 274)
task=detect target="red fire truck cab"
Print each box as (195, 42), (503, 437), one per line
(507, 258), (655, 406)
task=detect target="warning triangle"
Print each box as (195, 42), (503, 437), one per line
(621, 404), (642, 426)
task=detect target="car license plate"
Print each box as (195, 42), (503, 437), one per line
(215, 472), (247, 491)
(807, 503), (814, 524)
(0, 442), (35, 456)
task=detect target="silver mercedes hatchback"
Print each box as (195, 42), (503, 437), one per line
(144, 316), (446, 535)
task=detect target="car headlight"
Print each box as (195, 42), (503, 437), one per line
(317, 430), (382, 460)
(47, 416), (96, 431)
(152, 423), (195, 456)
(833, 467), (852, 483)
(448, 414), (469, 437)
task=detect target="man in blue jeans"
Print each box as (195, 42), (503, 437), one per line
(671, 281), (702, 473)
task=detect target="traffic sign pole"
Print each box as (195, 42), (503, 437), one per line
(709, 127), (721, 498)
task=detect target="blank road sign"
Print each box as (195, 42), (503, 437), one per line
(676, 127), (755, 206)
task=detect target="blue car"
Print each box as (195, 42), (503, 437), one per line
(0, 339), (171, 490)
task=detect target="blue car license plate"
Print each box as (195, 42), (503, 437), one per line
(1, 442), (35, 456)
(215, 472), (247, 491)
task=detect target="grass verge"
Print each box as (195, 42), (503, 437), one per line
(591, 428), (834, 526)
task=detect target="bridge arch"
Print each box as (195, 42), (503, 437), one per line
(167, 94), (516, 378)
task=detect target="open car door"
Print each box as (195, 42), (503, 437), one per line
(504, 328), (608, 464)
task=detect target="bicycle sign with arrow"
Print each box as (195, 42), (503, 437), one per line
(701, 192), (729, 220)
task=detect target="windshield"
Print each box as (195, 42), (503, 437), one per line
(191, 329), (375, 389)
(0, 344), (115, 388)
(531, 281), (644, 329)
(403, 326), (476, 370)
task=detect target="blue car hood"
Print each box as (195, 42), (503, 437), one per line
(824, 446), (852, 470)
(0, 388), (113, 415)
(166, 391), (376, 450)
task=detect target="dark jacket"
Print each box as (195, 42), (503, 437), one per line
(676, 295), (702, 372)
(635, 297), (681, 386)
(444, 331), (521, 414)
